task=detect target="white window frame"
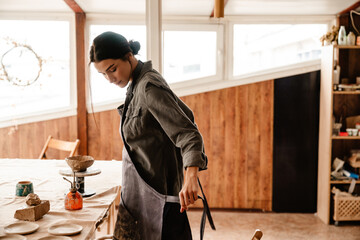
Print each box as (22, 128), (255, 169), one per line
(86, 16), (225, 113)
(227, 15), (335, 83)
(0, 12), (77, 128)
(162, 22), (224, 91)
(0, 13), (337, 126)
(159, 15), (335, 97)
(85, 14), (146, 113)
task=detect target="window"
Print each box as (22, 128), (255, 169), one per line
(163, 25), (222, 84)
(0, 20), (71, 124)
(232, 24), (327, 77)
(88, 25), (146, 106)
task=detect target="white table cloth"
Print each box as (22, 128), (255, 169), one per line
(0, 159), (122, 240)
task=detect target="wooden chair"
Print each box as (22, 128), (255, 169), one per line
(39, 135), (80, 159)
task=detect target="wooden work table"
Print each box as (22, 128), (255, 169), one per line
(0, 158), (122, 239)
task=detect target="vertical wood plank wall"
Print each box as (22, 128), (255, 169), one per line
(0, 80), (273, 210)
(181, 80), (274, 210)
(0, 117), (78, 159)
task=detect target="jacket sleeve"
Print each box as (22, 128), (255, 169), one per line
(144, 81), (208, 171)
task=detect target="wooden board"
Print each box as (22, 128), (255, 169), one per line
(181, 80), (274, 210)
(1, 80), (274, 210)
(0, 116), (78, 159)
(317, 45), (334, 224)
(75, 12), (88, 156)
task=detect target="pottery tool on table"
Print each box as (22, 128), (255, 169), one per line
(251, 229), (263, 240)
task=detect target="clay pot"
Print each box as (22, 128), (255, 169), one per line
(66, 155), (94, 172)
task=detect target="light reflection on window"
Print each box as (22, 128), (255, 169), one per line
(89, 25), (146, 105)
(233, 24), (327, 76)
(0, 20), (70, 121)
(163, 30), (217, 83)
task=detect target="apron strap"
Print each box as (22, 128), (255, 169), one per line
(197, 178), (216, 240)
(165, 195), (180, 203)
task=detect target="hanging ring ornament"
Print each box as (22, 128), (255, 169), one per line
(0, 44), (43, 86)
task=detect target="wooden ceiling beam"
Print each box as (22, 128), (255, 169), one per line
(64, 0), (84, 13)
(338, 0), (360, 15)
(64, 0), (88, 155)
(210, 0), (229, 18)
(74, 12), (88, 156)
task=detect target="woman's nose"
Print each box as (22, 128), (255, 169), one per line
(105, 74), (116, 83)
(109, 77), (117, 83)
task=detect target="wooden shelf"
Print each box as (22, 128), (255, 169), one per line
(333, 91), (360, 95)
(332, 136), (360, 140)
(318, 43), (360, 224)
(331, 180), (360, 184)
(335, 45), (360, 49)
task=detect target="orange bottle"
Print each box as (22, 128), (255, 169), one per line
(63, 175), (83, 210)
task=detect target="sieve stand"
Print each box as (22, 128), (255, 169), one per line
(59, 168), (101, 197)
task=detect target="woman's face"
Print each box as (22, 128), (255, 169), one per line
(94, 58), (132, 88)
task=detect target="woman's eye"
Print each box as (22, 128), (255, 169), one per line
(110, 68), (116, 72)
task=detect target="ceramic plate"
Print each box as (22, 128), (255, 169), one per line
(38, 236), (72, 240)
(48, 223), (82, 236)
(0, 235), (26, 240)
(4, 222), (39, 235)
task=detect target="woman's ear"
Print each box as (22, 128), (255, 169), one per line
(125, 52), (133, 61)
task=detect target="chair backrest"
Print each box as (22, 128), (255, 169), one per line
(39, 135), (80, 159)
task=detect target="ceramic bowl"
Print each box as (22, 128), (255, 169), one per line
(65, 155), (94, 172)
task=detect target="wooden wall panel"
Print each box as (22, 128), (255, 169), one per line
(87, 110), (123, 160)
(1, 80), (273, 210)
(0, 116), (77, 159)
(181, 80), (274, 210)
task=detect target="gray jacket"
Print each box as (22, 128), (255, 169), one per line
(117, 61), (207, 195)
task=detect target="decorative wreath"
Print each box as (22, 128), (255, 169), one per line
(0, 40), (43, 86)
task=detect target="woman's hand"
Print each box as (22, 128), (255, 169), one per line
(179, 166), (199, 213)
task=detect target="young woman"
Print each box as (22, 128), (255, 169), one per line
(90, 31), (209, 240)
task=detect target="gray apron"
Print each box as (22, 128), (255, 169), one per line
(113, 145), (185, 240)
(113, 87), (215, 240)
(114, 139), (215, 240)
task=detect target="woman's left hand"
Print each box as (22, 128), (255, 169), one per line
(179, 166), (199, 213)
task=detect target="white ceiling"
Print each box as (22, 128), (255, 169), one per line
(226, 0), (359, 16)
(0, 0), (70, 12)
(0, 0), (358, 16)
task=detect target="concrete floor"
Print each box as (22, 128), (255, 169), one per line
(187, 210), (360, 240)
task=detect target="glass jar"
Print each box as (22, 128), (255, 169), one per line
(347, 31), (356, 45)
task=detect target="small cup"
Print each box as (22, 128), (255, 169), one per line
(352, 129), (359, 136)
(346, 128), (353, 136)
(16, 181), (34, 197)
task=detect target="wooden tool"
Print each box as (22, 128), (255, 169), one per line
(251, 229), (263, 240)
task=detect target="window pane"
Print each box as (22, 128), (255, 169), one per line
(0, 20), (70, 121)
(233, 24), (327, 76)
(163, 30), (217, 83)
(89, 25), (146, 105)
